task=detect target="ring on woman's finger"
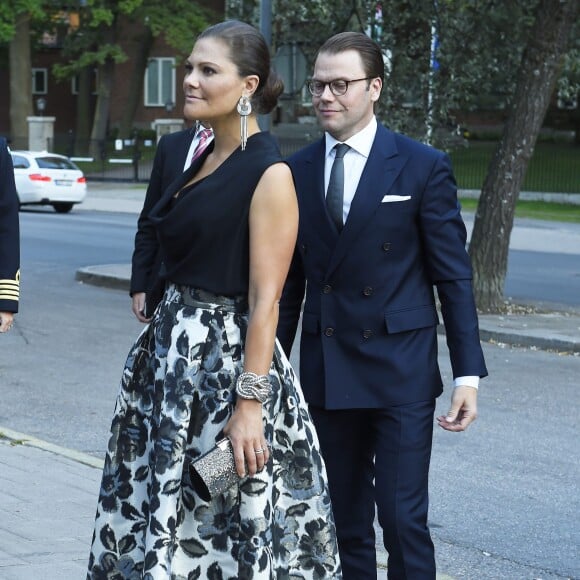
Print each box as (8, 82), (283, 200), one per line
(254, 448), (264, 454)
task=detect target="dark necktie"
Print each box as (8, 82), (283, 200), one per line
(190, 128), (212, 165)
(326, 143), (350, 231)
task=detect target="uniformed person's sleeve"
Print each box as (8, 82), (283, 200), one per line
(0, 138), (20, 313)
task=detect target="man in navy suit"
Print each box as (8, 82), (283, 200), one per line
(0, 137), (19, 333)
(277, 32), (488, 579)
(130, 122), (212, 320)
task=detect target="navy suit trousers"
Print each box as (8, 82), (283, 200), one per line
(310, 401), (437, 580)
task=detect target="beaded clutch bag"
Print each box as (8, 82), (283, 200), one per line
(189, 438), (239, 501)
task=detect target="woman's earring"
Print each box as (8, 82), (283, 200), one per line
(237, 96), (252, 151)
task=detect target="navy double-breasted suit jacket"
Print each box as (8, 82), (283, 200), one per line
(0, 137), (20, 314)
(277, 123), (488, 410)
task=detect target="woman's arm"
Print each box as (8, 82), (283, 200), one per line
(223, 161), (298, 477)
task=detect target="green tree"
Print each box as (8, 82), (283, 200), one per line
(234, 0), (579, 313)
(230, 0), (537, 147)
(53, 0), (211, 148)
(469, 0), (580, 312)
(116, 0), (210, 138)
(53, 1), (137, 151)
(547, 27), (580, 144)
(0, 0), (45, 146)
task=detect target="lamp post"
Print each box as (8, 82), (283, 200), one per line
(259, 0), (272, 131)
(165, 99), (175, 115)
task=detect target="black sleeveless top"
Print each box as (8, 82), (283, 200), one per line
(148, 132), (283, 296)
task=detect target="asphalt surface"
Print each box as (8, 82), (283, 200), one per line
(77, 182), (580, 355)
(1, 181), (578, 579)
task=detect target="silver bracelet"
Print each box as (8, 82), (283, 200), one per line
(235, 371), (271, 403)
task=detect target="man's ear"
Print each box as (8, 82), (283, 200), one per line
(370, 77), (382, 103)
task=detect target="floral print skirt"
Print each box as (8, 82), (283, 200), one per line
(87, 284), (341, 579)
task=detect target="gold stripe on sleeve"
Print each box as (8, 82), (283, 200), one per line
(0, 279), (20, 300)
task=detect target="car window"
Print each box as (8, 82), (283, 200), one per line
(10, 154), (30, 169)
(36, 156), (79, 170)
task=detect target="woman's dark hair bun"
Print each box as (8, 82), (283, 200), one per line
(256, 69), (284, 114)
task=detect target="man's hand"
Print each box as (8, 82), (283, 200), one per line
(437, 385), (478, 432)
(131, 292), (151, 323)
(0, 312), (14, 333)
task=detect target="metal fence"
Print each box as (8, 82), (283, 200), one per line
(9, 133), (579, 193)
(39, 135), (312, 183)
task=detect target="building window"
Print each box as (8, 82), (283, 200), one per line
(32, 68), (48, 95)
(72, 69), (98, 95)
(145, 57), (175, 107)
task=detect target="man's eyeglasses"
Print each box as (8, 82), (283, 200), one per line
(306, 77), (373, 97)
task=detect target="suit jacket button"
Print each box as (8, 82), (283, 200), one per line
(324, 327), (334, 337)
(363, 329), (373, 339)
(363, 286), (373, 296)
(322, 284), (332, 294)
(382, 242), (391, 251)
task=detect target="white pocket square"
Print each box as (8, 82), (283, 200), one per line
(381, 194), (411, 203)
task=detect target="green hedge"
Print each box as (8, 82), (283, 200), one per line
(449, 142), (580, 194)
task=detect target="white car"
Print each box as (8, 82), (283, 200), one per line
(10, 150), (87, 213)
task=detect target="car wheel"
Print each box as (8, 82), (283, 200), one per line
(52, 202), (74, 213)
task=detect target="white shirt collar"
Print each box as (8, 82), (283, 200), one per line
(324, 116), (377, 159)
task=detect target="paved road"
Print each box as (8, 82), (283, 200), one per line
(19, 200), (580, 309)
(0, 204), (578, 578)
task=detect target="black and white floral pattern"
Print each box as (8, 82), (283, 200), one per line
(88, 285), (341, 579)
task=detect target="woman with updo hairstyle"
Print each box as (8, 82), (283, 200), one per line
(197, 19), (285, 115)
(88, 19), (342, 579)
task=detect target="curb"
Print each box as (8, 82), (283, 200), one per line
(479, 328), (580, 354)
(75, 264), (131, 292)
(0, 425), (104, 469)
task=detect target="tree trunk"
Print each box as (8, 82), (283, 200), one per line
(90, 25), (117, 157)
(90, 59), (115, 157)
(9, 13), (33, 148)
(118, 27), (154, 139)
(469, 0), (580, 312)
(75, 67), (93, 156)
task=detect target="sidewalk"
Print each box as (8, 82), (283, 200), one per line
(0, 426), (459, 579)
(0, 429), (102, 579)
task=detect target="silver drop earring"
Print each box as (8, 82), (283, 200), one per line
(237, 96), (252, 151)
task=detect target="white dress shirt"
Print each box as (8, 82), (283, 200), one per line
(183, 125), (214, 171)
(324, 116), (377, 225)
(324, 116), (479, 389)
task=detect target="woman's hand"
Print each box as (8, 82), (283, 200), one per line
(131, 292), (151, 323)
(223, 399), (269, 477)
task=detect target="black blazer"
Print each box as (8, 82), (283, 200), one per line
(0, 137), (20, 313)
(130, 128), (196, 295)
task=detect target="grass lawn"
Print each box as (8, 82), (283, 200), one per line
(449, 141), (580, 193)
(459, 197), (580, 223)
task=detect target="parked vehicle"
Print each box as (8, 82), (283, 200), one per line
(10, 151), (86, 213)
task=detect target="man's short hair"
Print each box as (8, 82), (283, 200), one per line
(317, 32), (385, 81)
